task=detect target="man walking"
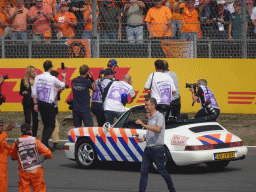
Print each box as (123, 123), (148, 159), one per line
(136, 98), (176, 192)
(33, 60), (66, 148)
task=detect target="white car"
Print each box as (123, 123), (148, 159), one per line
(64, 105), (247, 170)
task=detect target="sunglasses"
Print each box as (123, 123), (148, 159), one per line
(106, 2), (113, 4)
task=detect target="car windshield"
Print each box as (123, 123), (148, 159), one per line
(113, 105), (169, 129)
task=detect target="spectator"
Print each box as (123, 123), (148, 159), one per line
(224, 0), (235, 14)
(0, 9), (5, 41)
(9, 0), (29, 42)
(2, 3), (12, 39)
(145, 0), (172, 39)
(172, 0), (186, 39)
(54, 1), (77, 40)
(68, 0), (86, 39)
(28, 0), (53, 43)
(72, 65), (96, 128)
(82, 1), (100, 40)
(251, 2), (256, 38)
(19, 66), (39, 137)
(98, 0), (122, 42)
(198, 0), (211, 19)
(246, 0), (254, 17)
(43, 0), (57, 16)
(181, 0), (206, 41)
(104, 74), (136, 125)
(207, 1), (230, 39)
(228, 1), (249, 40)
(123, 0), (145, 43)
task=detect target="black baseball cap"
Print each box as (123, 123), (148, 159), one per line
(104, 68), (116, 75)
(21, 123), (31, 132)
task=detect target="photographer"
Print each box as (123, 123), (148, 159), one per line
(91, 68), (115, 127)
(0, 75), (8, 106)
(72, 65), (96, 127)
(104, 74), (136, 125)
(33, 60), (66, 148)
(190, 79), (220, 119)
(144, 60), (176, 105)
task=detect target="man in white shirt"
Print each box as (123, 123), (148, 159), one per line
(33, 60), (66, 148)
(144, 60), (176, 105)
(251, 6), (256, 38)
(104, 74), (136, 125)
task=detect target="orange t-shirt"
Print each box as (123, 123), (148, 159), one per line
(83, 9), (99, 31)
(55, 12), (77, 37)
(145, 6), (172, 37)
(170, 0), (185, 20)
(28, 5), (53, 34)
(0, 13), (6, 36)
(181, 6), (202, 38)
(9, 6), (29, 32)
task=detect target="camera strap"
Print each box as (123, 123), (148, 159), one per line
(149, 73), (154, 92)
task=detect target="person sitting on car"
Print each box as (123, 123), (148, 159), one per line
(189, 79), (220, 119)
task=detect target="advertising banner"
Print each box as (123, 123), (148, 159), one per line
(0, 58), (255, 114)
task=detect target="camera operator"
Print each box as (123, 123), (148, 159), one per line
(104, 74), (136, 125)
(32, 60), (66, 148)
(144, 60), (176, 106)
(190, 79), (220, 119)
(72, 65), (96, 128)
(163, 60), (181, 118)
(91, 68), (115, 127)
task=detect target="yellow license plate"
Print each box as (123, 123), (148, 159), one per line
(214, 152), (235, 160)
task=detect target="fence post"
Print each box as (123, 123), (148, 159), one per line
(91, 0), (99, 58)
(2, 39), (4, 58)
(28, 40), (32, 58)
(241, 0), (247, 58)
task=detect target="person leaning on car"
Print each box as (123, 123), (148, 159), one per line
(135, 97), (176, 192)
(190, 79), (220, 119)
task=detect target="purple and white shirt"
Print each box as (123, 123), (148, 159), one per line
(104, 81), (135, 112)
(91, 78), (112, 103)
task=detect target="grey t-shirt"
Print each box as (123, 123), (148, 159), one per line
(99, 4), (121, 32)
(146, 111), (165, 147)
(124, 3), (143, 26)
(164, 70), (180, 100)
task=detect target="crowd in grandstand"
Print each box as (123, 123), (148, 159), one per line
(0, 0), (255, 42)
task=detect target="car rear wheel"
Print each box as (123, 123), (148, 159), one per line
(206, 161), (230, 170)
(75, 140), (97, 168)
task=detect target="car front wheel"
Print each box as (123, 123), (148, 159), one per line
(75, 140), (97, 168)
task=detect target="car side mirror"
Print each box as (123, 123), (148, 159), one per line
(103, 122), (110, 132)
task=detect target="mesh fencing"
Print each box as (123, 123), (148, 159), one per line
(0, 0), (255, 58)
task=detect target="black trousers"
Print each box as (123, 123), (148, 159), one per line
(194, 107), (220, 119)
(23, 102), (38, 137)
(169, 97), (181, 118)
(91, 102), (106, 127)
(38, 100), (56, 147)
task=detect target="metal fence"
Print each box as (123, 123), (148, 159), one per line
(0, 0), (254, 58)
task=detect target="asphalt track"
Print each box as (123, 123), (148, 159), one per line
(6, 147), (256, 192)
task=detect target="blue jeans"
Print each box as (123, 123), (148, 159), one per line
(104, 110), (123, 125)
(11, 31), (28, 41)
(171, 20), (182, 39)
(181, 32), (197, 41)
(126, 25), (143, 43)
(102, 32), (117, 43)
(139, 146), (176, 192)
(82, 30), (101, 40)
(73, 109), (94, 127)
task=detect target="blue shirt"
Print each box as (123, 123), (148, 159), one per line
(72, 76), (93, 112)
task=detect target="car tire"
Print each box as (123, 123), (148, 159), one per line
(75, 140), (97, 169)
(206, 161), (230, 170)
